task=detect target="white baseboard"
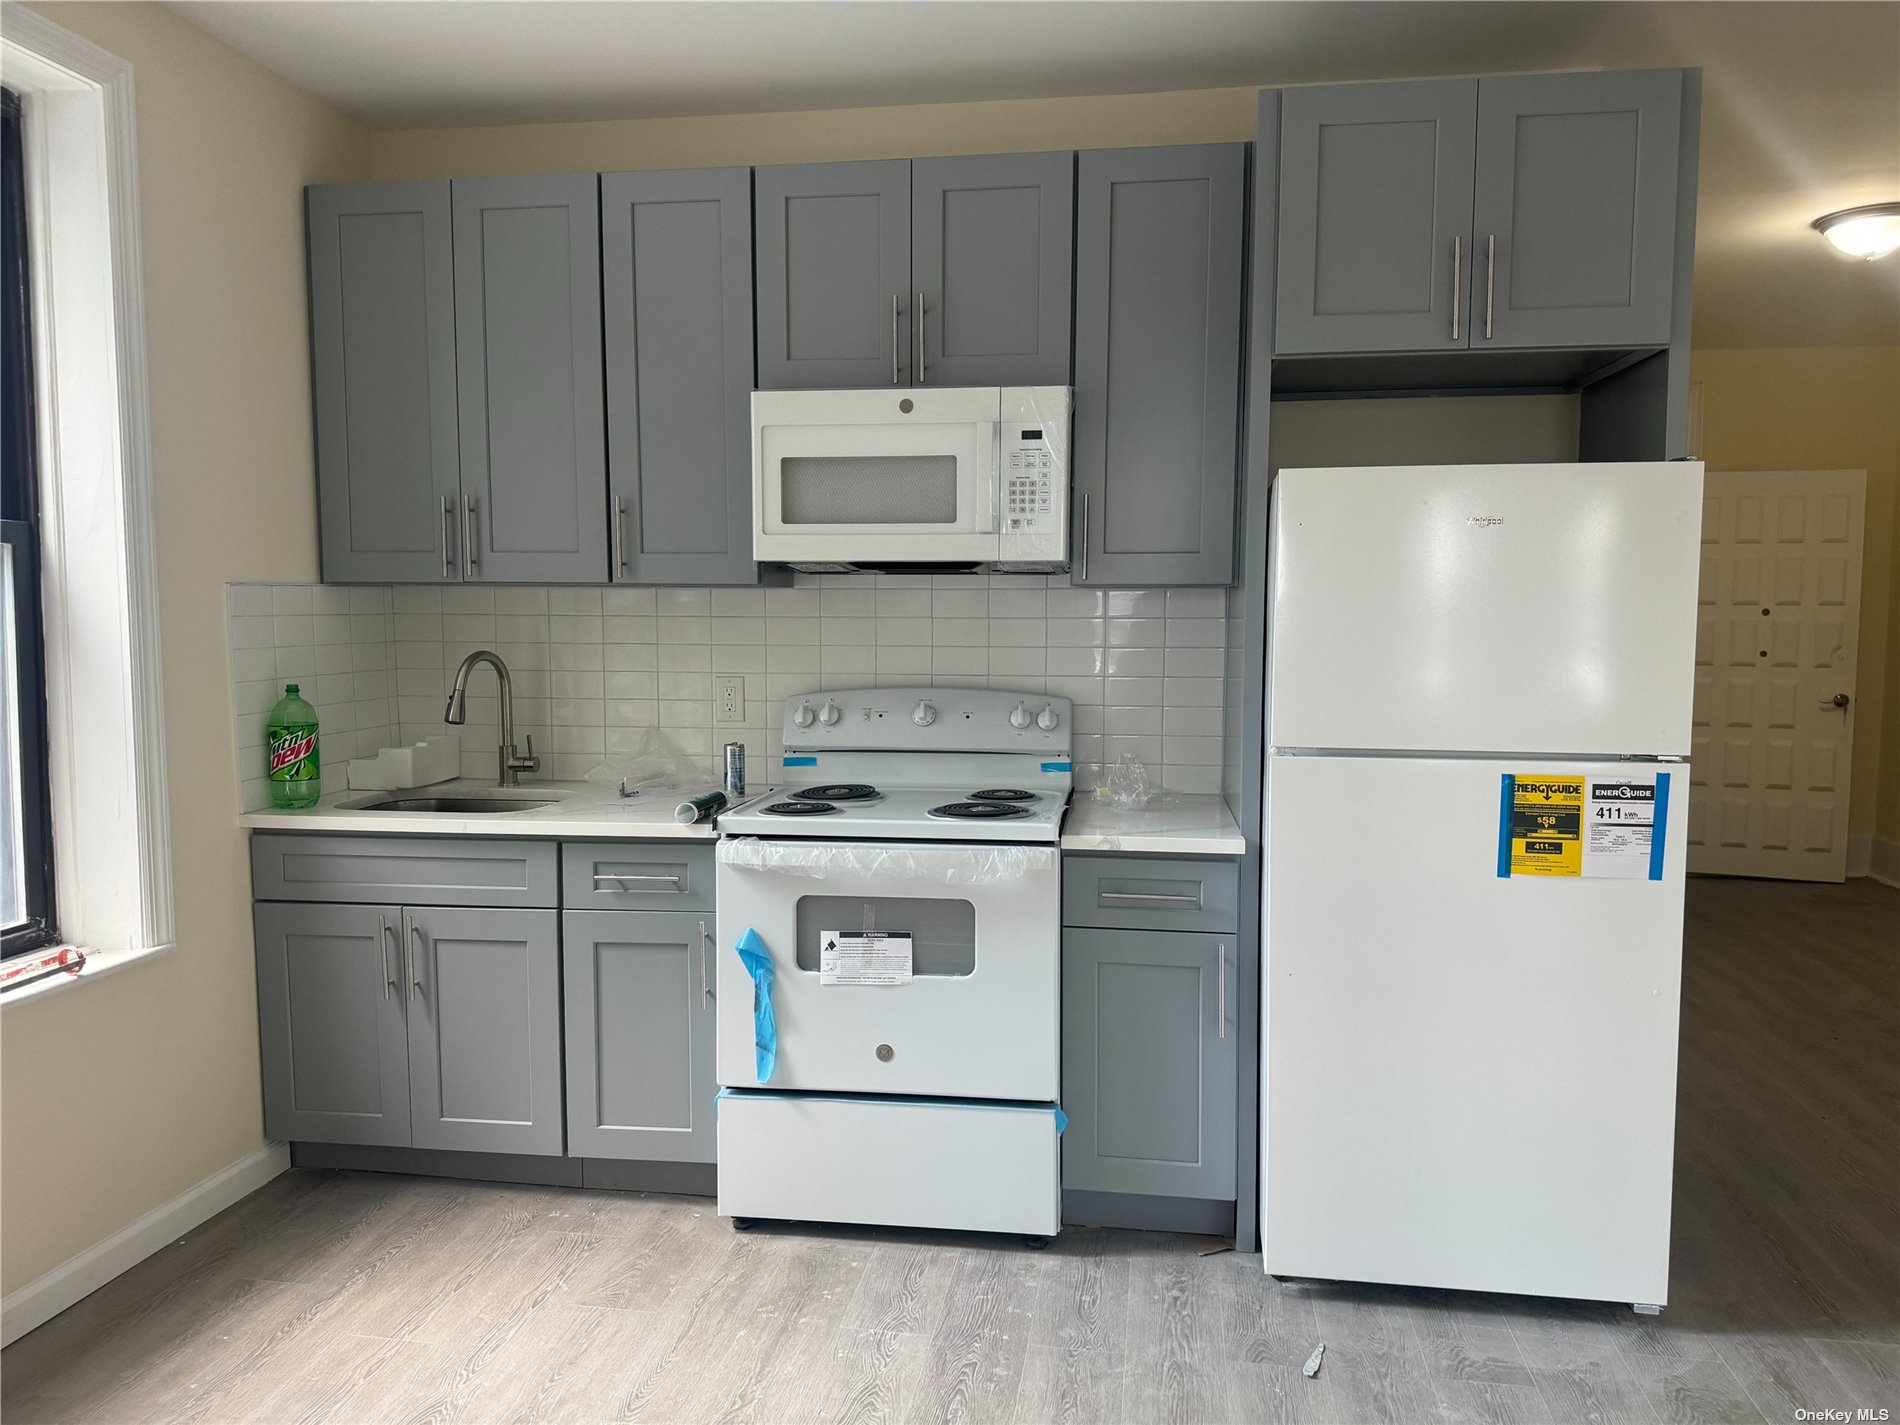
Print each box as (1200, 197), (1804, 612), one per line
(1847, 835), (1872, 880)
(1868, 836), (1900, 890)
(1, 1142), (288, 1347)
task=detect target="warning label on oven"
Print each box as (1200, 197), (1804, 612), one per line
(818, 931), (913, 986)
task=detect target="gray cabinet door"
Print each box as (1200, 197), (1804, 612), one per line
(1073, 145), (1245, 587)
(405, 906), (564, 1156)
(451, 175), (609, 583)
(602, 168), (760, 585)
(563, 910), (717, 1162)
(1472, 70), (1682, 350)
(755, 160), (911, 390)
(912, 152), (1074, 387)
(307, 183), (461, 583)
(1275, 81), (1478, 354)
(255, 902), (411, 1146)
(1062, 927), (1237, 1199)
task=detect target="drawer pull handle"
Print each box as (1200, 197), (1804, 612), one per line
(1100, 891), (1201, 906)
(699, 920), (712, 1004)
(379, 915), (395, 1000)
(407, 917), (425, 1001)
(593, 873), (684, 889)
(1217, 942), (1227, 1039)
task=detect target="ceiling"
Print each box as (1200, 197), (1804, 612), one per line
(168, 1), (1900, 348)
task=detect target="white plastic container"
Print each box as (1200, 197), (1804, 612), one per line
(345, 734), (460, 791)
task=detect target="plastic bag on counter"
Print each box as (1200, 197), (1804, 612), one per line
(1100, 751), (1153, 809)
(584, 726), (710, 796)
(718, 837), (1056, 885)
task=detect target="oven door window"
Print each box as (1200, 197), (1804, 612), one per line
(780, 455), (958, 525)
(794, 894), (974, 977)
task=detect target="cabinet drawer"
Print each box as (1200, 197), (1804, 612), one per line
(251, 833), (557, 908)
(562, 842), (715, 912)
(1063, 855), (1239, 933)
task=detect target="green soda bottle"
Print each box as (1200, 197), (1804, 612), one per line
(266, 684), (321, 809)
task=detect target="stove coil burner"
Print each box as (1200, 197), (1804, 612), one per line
(969, 788), (1036, 802)
(763, 800), (841, 816)
(929, 801), (1032, 820)
(792, 784), (879, 803)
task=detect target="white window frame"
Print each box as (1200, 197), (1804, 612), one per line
(1, 4), (173, 997)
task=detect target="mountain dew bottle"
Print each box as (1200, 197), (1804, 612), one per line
(266, 684), (320, 809)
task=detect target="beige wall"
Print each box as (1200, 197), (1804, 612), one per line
(2, 3), (366, 1294)
(1690, 348), (1900, 846)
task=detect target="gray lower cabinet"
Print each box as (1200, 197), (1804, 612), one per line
(1473, 69), (1682, 350)
(755, 160), (912, 390)
(307, 182), (461, 584)
(603, 168), (762, 585)
(405, 905), (564, 1156)
(563, 910), (717, 1162)
(255, 901), (412, 1147)
(911, 152), (1074, 388)
(1062, 926), (1237, 1199)
(451, 175), (609, 583)
(1072, 145), (1246, 586)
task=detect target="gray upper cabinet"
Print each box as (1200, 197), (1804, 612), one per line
(1062, 926), (1238, 1199)
(308, 183), (461, 584)
(755, 160), (912, 390)
(405, 905), (564, 1156)
(1472, 70), (1682, 350)
(603, 168), (760, 585)
(255, 901), (412, 1147)
(1072, 145), (1245, 587)
(911, 153), (1074, 387)
(563, 910), (717, 1162)
(451, 175), (609, 583)
(1275, 81), (1477, 355)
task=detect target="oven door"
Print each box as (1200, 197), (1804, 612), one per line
(752, 387), (999, 564)
(716, 839), (1058, 1099)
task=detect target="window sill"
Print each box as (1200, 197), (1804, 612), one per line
(0, 941), (174, 1009)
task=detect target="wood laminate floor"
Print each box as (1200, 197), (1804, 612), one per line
(4, 876), (1896, 1424)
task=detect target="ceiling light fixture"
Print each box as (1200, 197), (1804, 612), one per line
(1811, 203), (1900, 260)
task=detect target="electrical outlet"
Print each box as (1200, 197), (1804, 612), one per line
(714, 675), (744, 725)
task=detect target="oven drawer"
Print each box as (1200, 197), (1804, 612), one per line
(1063, 854), (1239, 933)
(562, 842), (715, 912)
(717, 1091), (1061, 1237)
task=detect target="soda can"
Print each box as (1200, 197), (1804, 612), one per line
(723, 741), (746, 796)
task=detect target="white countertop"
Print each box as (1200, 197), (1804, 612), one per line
(1060, 793), (1247, 856)
(240, 779), (757, 840)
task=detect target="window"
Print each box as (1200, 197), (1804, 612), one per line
(1, 86), (56, 958)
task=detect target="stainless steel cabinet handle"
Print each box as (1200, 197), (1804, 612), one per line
(613, 495), (628, 576)
(1217, 942), (1226, 1040)
(1484, 234), (1495, 340)
(891, 294), (900, 385)
(1100, 890), (1201, 905)
(462, 497), (480, 575)
(440, 497), (454, 580)
(379, 915), (395, 1000)
(407, 917), (425, 1000)
(593, 872), (684, 888)
(917, 290), (926, 384)
(1079, 493), (1090, 582)
(1451, 234), (1462, 342)
(699, 920), (712, 1004)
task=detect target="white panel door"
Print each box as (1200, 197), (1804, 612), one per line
(1263, 752), (1686, 1306)
(1688, 470), (1864, 881)
(1269, 464), (1703, 756)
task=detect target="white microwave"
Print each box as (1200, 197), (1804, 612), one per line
(751, 386), (1070, 572)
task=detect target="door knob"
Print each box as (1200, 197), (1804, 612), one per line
(1822, 692), (1851, 709)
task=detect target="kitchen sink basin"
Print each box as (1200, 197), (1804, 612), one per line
(351, 795), (557, 814)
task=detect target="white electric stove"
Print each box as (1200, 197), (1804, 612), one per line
(715, 687), (1073, 1242)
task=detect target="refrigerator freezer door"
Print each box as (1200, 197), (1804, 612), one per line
(1263, 753), (1685, 1306)
(1269, 463), (1702, 756)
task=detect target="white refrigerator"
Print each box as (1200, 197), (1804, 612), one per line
(1261, 461), (1702, 1311)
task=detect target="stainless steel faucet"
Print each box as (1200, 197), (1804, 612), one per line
(444, 649), (539, 787)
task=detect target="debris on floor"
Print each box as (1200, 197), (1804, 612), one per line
(1301, 1343), (1325, 1379)
(1176, 1232), (1234, 1256)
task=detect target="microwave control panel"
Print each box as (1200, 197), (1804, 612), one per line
(996, 387), (1070, 567)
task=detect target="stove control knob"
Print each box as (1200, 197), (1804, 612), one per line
(1009, 702), (1032, 729)
(792, 700), (816, 729)
(1037, 704), (1060, 731)
(819, 700), (842, 726)
(912, 700), (937, 727)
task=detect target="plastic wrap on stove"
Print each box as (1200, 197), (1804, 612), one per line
(718, 837), (1056, 884)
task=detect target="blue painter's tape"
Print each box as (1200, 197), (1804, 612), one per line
(782, 755), (818, 766)
(734, 929), (777, 1083)
(1041, 761), (1072, 772)
(1649, 772), (1671, 881)
(1054, 1105), (1068, 1135)
(1496, 774), (1516, 879)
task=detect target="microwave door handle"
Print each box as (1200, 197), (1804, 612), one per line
(972, 422), (997, 534)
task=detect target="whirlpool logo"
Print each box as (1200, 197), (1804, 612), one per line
(1468, 515), (1506, 528)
